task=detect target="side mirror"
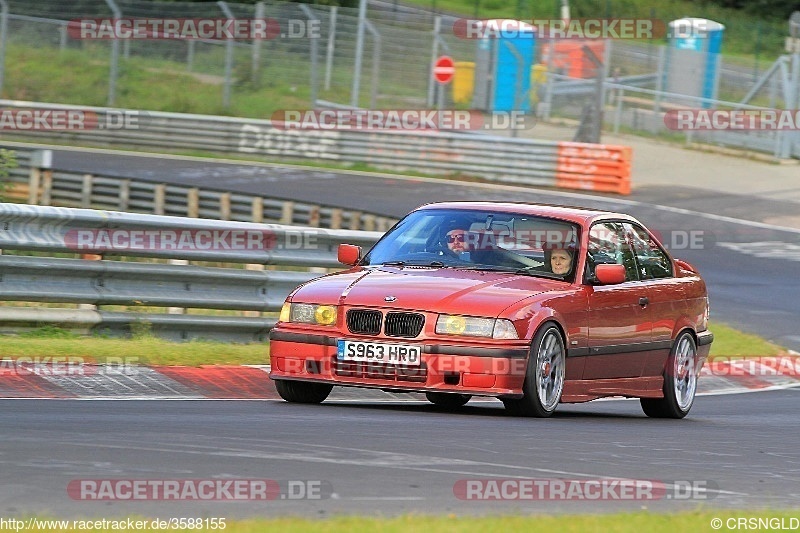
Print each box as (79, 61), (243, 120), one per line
(337, 244), (362, 266)
(595, 263), (626, 285)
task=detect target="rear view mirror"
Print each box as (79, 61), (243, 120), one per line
(595, 263), (626, 285)
(337, 244), (362, 266)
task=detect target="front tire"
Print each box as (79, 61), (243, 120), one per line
(425, 392), (471, 409)
(274, 379), (333, 404)
(641, 331), (698, 419)
(503, 323), (565, 417)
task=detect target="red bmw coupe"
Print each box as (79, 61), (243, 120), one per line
(269, 202), (713, 418)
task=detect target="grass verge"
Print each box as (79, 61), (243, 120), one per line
(0, 328), (269, 366)
(0, 320), (785, 367)
(23, 510), (800, 533)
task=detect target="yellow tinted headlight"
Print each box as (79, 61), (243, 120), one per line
(435, 315), (519, 339)
(286, 303), (338, 326)
(436, 315), (494, 337)
(314, 305), (337, 326)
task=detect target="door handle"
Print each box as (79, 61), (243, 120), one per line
(639, 297), (649, 307)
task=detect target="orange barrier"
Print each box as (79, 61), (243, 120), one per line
(555, 142), (632, 195)
(541, 40), (605, 79)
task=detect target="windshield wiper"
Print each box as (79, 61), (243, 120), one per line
(381, 260), (446, 268)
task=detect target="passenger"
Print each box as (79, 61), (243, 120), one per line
(546, 247), (574, 275)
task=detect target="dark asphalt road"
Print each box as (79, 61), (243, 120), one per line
(52, 149), (800, 351)
(1, 391), (798, 518)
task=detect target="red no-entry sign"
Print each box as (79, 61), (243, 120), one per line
(433, 55), (455, 84)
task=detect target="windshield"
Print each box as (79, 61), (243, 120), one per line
(362, 208), (581, 280)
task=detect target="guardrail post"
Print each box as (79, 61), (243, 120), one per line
(363, 214), (376, 231)
(118, 179), (130, 211)
(219, 192), (231, 220)
(308, 205), (320, 227)
(245, 196), (266, 317)
(251, 197), (264, 223)
(330, 208), (342, 229)
(81, 174), (94, 208)
(243, 263), (266, 317)
(28, 150), (53, 205)
(187, 188), (200, 218)
(40, 171), (53, 206)
(167, 259), (189, 315)
(349, 211), (362, 230)
(28, 168), (41, 205)
(376, 217), (391, 232)
(280, 201), (295, 224)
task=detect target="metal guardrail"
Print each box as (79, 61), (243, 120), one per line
(0, 99), (633, 195)
(0, 203), (383, 342)
(0, 142), (398, 231)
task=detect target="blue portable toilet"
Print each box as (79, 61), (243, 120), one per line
(666, 18), (725, 107)
(471, 19), (536, 112)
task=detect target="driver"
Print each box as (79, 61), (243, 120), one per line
(446, 227), (468, 255)
(436, 221), (473, 261)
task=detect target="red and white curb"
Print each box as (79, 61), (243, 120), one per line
(0, 357), (798, 400)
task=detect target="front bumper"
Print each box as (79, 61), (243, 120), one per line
(268, 329), (530, 397)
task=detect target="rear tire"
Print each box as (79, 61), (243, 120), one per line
(640, 331), (698, 419)
(274, 379), (333, 404)
(503, 323), (565, 418)
(425, 392), (471, 409)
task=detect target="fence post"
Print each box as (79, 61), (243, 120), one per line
(187, 40), (195, 72)
(324, 6), (337, 91)
(218, 1), (235, 109)
(350, 0), (367, 107)
(104, 0), (121, 106)
(299, 4), (320, 107)
(252, 2), (265, 86)
(0, 0), (8, 95)
(427, 16), (441, 107)
(364, 20), (381, 109)
(59, 24), (68, 51)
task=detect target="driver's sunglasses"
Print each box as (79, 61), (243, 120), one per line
(447, 233), (466, 243)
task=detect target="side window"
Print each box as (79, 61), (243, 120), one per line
(586, 222), (638, 283)
(625, 223), (673, 279)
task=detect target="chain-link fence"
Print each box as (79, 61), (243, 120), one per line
(0, 0), (798, 158)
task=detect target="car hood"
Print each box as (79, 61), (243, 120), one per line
(291, 266), (564, 316)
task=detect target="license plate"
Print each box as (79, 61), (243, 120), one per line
(337, 340), (422, 366)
